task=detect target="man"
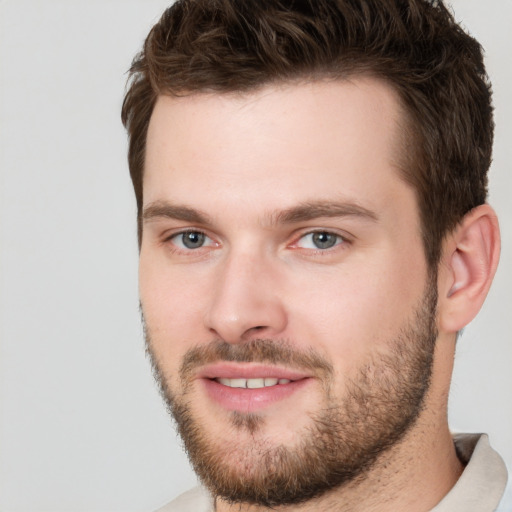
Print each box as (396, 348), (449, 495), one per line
(122, 0), (510, 510)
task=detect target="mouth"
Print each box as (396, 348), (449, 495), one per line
(215, 377), (292, 388)
(197, 363), (312, 412)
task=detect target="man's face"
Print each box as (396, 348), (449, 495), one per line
(140, 79), (437, 505)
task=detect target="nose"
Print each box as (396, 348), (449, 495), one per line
(204, 251), (288, 344)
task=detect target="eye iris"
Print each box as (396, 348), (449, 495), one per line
(312, 232), (337, 249)
(182, 231), (205, 249)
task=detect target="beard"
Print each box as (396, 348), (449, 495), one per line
(144, 279), (438, 508)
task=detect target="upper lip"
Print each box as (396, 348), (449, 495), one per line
(197, 362), (311, 381)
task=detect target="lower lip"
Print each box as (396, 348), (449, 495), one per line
(201, 378), (311, 412)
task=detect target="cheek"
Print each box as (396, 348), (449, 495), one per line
(139, 255), (211, 364)
(286, 251), (428, 369)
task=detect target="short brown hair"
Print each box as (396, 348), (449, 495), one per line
(122, 0), (493, 267)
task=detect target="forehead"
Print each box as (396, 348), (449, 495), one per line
(144, 78), (411, 217)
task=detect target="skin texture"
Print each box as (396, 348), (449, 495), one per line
(139, 79), (499, 511)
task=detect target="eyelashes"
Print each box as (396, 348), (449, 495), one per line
(170, 230), (215, 250)
(292, 231), (346, 250)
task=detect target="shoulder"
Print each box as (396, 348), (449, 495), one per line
(153, 486), (213, 512)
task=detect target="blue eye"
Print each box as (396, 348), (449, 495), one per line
(172, 231), (211, 250)
(297, 231), (343, 250)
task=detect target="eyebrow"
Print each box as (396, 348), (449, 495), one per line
(143, 201), (213, 225)
(142, 199), (379, 226)
(273, 200), (379, 224)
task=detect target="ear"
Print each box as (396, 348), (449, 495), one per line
(438, 204), (500, 333)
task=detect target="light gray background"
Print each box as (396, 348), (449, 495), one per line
(0, 1), (510, 511)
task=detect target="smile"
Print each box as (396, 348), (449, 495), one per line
(216, 377), (292, 389)
(198, 364), (312, 412)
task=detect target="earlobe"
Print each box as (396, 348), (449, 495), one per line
(439, 204), (500, 333)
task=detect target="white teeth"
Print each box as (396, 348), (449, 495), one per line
(227, 378), (247, 388)
(247, 378), (265, 389)
(216, 377), (291, 389)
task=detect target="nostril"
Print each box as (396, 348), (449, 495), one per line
(243, 325), (267, 337)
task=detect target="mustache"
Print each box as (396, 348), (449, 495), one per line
(179, 338), (334, 382)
